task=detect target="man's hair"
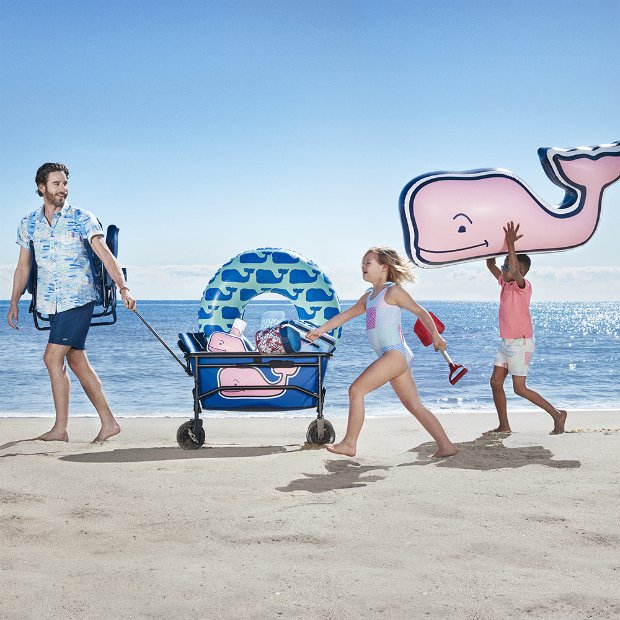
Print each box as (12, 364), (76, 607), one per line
(35, 163), (69, 197)
(517, 253), (531, 272)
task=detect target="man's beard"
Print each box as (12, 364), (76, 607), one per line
(45, 189), (66, 209)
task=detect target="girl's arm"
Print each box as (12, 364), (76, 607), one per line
(305, 293), (368, 341)
(386, 285), (447, 352)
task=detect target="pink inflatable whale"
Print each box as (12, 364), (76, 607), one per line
(399, 141), (620, 267)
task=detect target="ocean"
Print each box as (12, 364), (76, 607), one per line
(0, 299), (619, 418)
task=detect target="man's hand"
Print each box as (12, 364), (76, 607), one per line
(120, 288), (136, 311)
(7, 302), (19, 329)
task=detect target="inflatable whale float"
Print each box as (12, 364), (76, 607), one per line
(399, 141), (620, 267)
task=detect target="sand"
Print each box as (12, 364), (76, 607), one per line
(1, 410), (619, 619)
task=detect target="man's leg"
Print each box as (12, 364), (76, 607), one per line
(66, 348), (120, 442)
(489, 365), (511, 432)
(512, 376), (567, 434)
(39, 343), (72, 441)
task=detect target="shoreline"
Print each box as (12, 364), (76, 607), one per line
(2, 407), (619, 418)
(1, 411), (619, 618)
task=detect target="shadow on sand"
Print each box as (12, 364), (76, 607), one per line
(401, 434), (581, 470)
(277, 460), (390, 493)
(59, 445), (296, 463)
(277, 434), (580, 493)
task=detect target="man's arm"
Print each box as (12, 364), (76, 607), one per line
(7, 246), (32, 329)
(504, 221), (525, 288)
(90, 235), (136, 310)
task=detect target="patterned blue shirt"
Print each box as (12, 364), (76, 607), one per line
(17, 204), (104, 314)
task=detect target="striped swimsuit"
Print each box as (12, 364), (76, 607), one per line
(365, 282), (414, 367)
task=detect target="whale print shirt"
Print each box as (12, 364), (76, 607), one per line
(17, 205), (103, 315)
(365, 282), (414, 367)
(497, 276), (533, 339)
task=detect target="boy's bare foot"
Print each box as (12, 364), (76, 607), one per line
(326, 442), (356, 457)
(35, 429), (69, 442)
(432, 446), (459, 458)
(92, 423), (121, 444)
(550, 410), (567, 435)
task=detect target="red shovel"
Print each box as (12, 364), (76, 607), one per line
(413, 312), (468, 385)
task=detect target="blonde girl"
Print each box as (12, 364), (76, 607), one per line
(306, 247), (458, 457)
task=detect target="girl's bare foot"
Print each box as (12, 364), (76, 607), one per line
(92, 422), (121, 444)
(432, 445), (459, 458)
(550, 410), (567, 435)
(484, 426), (512, 435)
(326, 442), (356, 457)
(36, 429), (69, 442)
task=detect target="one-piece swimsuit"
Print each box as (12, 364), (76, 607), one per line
(365, 282), (414, 367)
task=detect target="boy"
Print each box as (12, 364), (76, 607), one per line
(486, 221), (566, 435)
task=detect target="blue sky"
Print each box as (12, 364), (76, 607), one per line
(1, 0), (619, 302)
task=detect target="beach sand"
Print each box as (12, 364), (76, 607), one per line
(1, 410), (619, 619)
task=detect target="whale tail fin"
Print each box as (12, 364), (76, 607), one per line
(272, 366), (299, 378)
(539, 141), (620, 202)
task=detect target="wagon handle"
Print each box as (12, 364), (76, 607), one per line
(133, 309), (191, 375)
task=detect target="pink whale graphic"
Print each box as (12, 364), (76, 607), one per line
(207, 330), (300, 398)
(218, 365), (300, 398)
(399, 141), (620, 267)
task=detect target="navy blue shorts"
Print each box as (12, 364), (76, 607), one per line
(48, 301), (95, 350)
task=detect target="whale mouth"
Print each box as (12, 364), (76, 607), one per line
(418, 240), (489, 254)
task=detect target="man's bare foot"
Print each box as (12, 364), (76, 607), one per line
(550, 410), (567, 435)
(484, 426), (512, 435)
(92, 423), (121, 444)
(325, 442), (356, 457)
(35, 429), (69, 442)
(432, 445), (459, 458)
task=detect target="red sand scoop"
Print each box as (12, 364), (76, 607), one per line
(413, 312), (469, 385)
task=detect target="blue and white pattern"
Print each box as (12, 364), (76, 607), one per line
(365, 282), (414, 367)
(17, 205), (103, 314)
(198, 248), (342, 340)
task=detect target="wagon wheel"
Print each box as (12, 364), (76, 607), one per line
(177, 420), (205, 450)
(306, 419), (335, 445)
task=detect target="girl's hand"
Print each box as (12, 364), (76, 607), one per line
(433, 334), (447, 352)
(305, 328), (322, 342)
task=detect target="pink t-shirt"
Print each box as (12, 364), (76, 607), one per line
(498, 275), (533, 338)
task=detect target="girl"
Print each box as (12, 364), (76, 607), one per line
(306, 247), (458, 458)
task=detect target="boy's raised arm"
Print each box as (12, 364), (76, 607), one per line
(486, 257), (501, 279)
(504, 221), (526, 288)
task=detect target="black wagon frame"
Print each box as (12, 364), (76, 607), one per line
(176, 350), (335, 450)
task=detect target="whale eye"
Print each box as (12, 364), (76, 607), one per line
(458, 225), (466, 233)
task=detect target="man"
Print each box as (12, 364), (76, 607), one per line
(7, 162), (136, 443)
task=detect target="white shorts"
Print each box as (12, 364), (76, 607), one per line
(494, 338), (535, 376)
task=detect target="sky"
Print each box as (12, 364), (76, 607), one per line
(1, 0), (619, 303)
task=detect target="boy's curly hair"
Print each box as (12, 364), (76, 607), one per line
(365, 246), (415, 285)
